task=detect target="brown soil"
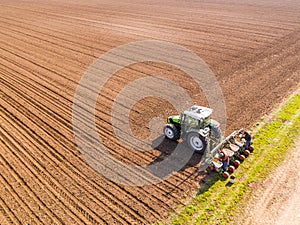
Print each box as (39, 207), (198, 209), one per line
(0, 0), (300, 224)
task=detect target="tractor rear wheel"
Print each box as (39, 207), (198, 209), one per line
(187, 132), (207, 154)
(163, 124), (180, 141)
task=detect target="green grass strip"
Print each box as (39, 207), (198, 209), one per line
(167, 93), (300, 225)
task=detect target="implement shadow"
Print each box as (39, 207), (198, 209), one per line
(151, 135), (203, 170)
(151, 135), (204, 196)
(150, 136), (231, 196)
(197, 169), (230, 195)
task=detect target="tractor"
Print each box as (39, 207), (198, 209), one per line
(163, 105), (222, 154)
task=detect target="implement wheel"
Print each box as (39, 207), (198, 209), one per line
(223, 172), (229, 179)
(239, 155), (246, 161)
(244, 150), (251, 157)
(234, 160), (241, 167)
(228, 165), (235, 173)
(249, 146), (254, 152)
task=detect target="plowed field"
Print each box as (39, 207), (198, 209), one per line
(0, 0), (300, 224)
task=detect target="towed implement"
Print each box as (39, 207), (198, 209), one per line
(203, 129), (254, 178)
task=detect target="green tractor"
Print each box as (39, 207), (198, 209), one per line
(163, 105), (222, 154)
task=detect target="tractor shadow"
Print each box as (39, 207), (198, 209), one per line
(150, 136), (232, 196)
(150, 135), (203, 170)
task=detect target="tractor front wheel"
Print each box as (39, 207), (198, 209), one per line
(187, 132), (207, 154)
(163, 124), (180, 141)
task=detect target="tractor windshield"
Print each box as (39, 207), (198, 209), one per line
(181, 114), (211, 131)
(182, 115), (200, 129)
(202, 116), (211, 128)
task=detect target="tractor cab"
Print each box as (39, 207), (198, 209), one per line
(180, 106), (212, 138)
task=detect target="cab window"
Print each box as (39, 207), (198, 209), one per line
(202, 116), (211, 127)
(183, 115), (199, 128)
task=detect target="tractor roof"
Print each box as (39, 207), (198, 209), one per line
(183, 105), (213, 120)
